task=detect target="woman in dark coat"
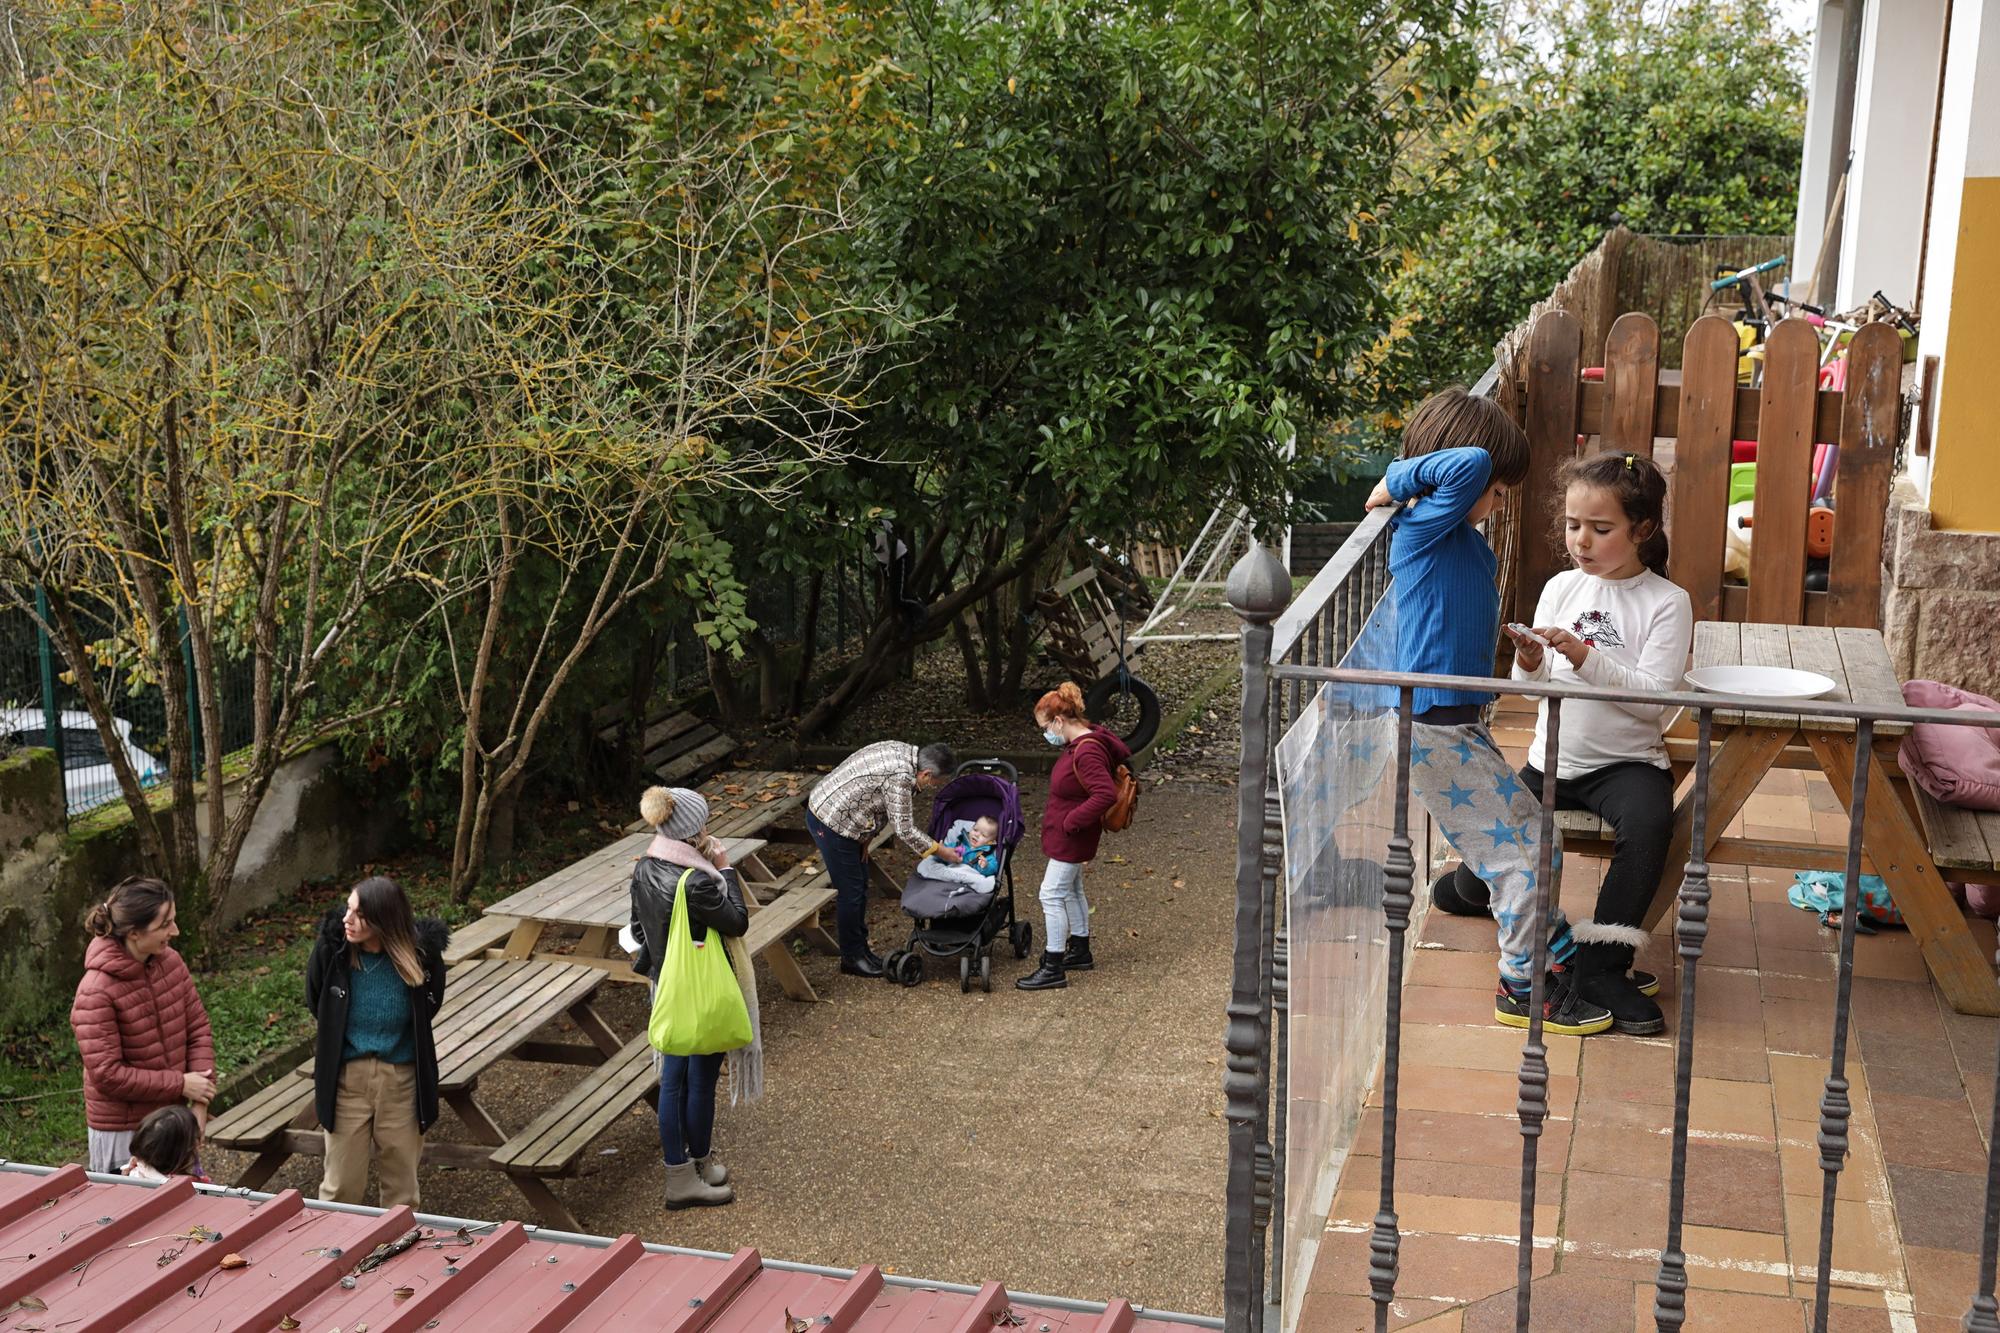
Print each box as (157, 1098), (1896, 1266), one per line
(305, 875), (449, 1207)
(629, 785), (755, 1209)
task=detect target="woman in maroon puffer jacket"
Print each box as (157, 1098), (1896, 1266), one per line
(1017, 681), (1130, 992)
(70, 877), (216, 1174)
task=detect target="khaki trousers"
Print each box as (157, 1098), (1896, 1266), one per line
(320, 1057), (421, 1208)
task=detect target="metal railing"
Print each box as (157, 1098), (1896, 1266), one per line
(1221, 535), (2000, 1333)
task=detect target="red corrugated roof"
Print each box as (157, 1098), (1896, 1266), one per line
(0, 1166), (1215, 1333)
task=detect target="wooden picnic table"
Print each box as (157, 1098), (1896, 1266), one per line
(1624, 622), (1997, 1016)
(207, 958), (632, 1229)
(696, 769), (819, 841)
(482, 832), (838, 1001)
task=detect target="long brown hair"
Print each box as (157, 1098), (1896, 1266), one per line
(348, 876), (425, 987)
(82, 877), (174, 944)
(1556, 451), (1670, 577)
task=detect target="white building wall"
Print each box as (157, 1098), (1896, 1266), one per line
(1835, 0), (1950, 310)
(1790, 1), (1848, 296)
(1910, 0), (2000, 500)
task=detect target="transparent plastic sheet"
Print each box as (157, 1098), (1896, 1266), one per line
(1276, 593), (1420, 1327)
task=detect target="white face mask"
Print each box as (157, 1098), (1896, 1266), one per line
(1043, 727), (1065, 747)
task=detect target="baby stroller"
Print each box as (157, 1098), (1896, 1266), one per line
(883, 759), (1034, 992)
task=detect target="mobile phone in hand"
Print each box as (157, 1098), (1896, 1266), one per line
(1506, 623), (1551, 649)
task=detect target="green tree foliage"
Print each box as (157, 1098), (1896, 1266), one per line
(785, 0), (1487, 734)
(1385, 0), (1806, 396)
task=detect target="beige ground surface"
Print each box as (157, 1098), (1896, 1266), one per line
(208, 776), (1237, 1317)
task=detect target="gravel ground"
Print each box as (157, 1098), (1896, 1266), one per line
(208, 774), (1240, 1316)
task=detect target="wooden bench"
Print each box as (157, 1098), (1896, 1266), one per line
(745, 878), (835, 958)
(444, 913), (521, 965)
(205, 1066), (317, 1191)
(490, 1034), (660, 1206)
(1912, 788), (2000, 888)
(595, 703), (738, 786)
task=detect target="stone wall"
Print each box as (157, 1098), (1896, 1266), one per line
(0, 740), (404, 1034)
(0, 750), (97, 1032)
(1884, 483), (2000, 697)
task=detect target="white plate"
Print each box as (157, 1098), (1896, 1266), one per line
(1684, 665), (1837, 701)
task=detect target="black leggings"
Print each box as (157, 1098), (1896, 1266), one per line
(1448, 761), (1674, 930)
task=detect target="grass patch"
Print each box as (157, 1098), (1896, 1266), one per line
(0, 796), (633, 1168)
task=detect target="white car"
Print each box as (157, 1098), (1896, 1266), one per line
(0, 708), (165, 813)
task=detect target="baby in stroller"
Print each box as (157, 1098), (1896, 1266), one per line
(915, 814), (1001, 888)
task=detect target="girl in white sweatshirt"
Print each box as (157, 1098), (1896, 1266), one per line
(1434, 451), (1692, 1035)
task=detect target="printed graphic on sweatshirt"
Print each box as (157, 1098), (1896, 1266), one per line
(1570, 608), (1625, 649)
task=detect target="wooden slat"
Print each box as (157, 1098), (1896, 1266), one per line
(445, 914), (521, 964)
(1575, 379), (1846, 444)
(646, 720), (724, 768)
(1719, 584), (1829, 625)
(1520, 310), (1584, 615)
(1914, 788), (1999, 871)
(1553, 808), (1609, 837)
(1745, 318), (1820, 625)
(1783, 623), (1854, 716)
(637, 711), (707, 755)
(439, 965), (604, 1088)
(491, 1035), (659, 1173)
(655, 735), (738, 785)
(1827, 322), (1901, 627)
(206, 1069), (316, 1147)
(1670, 316), (1741, 624)
(743, 882), (835, 957)
(1809, 732), (2000, 1017)
(1738, 622), (1809, 731)
(1600, 312), (1661, 457)
(1833, 626), (1912, 737)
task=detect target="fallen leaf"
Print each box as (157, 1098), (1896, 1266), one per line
(279, 1319), (301, 1330)
(731, 801), (749, 810)
(723, 784), (745, 794)
(393, 1286), (415, 1303)
(1171, 878), (1185, 889)
(786, 1309), (811, 1333)
(1, 1297), (48, 1316)
(218, 1253), (247, 1270)
(1126, 928), (1141, 938)
(757, 793), (774, 803)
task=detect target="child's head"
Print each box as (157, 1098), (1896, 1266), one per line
(1556, 451), (1669, 579)
(1401, 387), (1530, 524)
(971, 815), (999, 845)
(129, 1104), (201, 1177)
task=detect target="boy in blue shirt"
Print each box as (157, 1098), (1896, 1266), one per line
(1364, 389), (1611, 1036)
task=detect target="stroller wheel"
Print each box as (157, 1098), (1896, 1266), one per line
(1010, 922), (1032, 959)
(895, 952), (924, 987)
(959, 955), (972, 994)
(979, 954), (992, 993)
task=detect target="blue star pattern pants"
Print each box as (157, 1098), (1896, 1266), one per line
(1408, 721), (1571, 985)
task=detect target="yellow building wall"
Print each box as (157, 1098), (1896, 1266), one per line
(1931, 176), (2000, 533)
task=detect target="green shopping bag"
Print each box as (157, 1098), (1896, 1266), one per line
(647, 868), (753, 1056)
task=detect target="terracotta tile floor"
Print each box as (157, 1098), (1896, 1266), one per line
(1297, 701), (2000, 1332)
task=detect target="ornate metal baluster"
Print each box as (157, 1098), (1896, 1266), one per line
(1252, 777), (1285, 1309)
(1812, 720), (1873, 1332)
(1966, 995), (2000, 1330)
(1223, 543), (1289, 1333)
(1655, 707), (1715, 1329)
(1515, 698), (1562, 1332)
(1371, 685), (1417, 1333)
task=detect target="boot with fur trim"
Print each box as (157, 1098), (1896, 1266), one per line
(1571, 923), (1664, 1036)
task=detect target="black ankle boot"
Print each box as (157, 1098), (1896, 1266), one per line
(1431, 865), (1493, 918)
(1061, 937), (1094, 971)
(1573, 941), (1664, 1036)
(1016, 950), (1068, 990)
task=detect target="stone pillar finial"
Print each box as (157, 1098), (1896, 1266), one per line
(1225, 540), (1291, 625)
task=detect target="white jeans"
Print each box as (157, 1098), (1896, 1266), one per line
(1038, 858), (1090, 951)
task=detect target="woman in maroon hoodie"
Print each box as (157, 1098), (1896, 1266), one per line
(1017, 681), (1130, 991)
(70, 877), (216, 1174)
